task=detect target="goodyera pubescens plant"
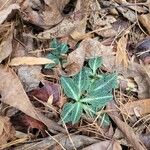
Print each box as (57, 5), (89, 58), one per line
(45, 38), (68, 69)
(60, 57), (118, 124)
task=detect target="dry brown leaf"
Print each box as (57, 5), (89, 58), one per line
(13, 134), (98, 150)
(64, 38), (113, 76)
(139, 13), (150, 35)
(9, 57), (54, 66)
(103, 55), (150, 98)
(21, 0), (69, 29)
(122, 99), (150, 116)
(17, 66), (43, 91)
(0, 116), (15, 147)
(0, 65), (65, 133)
(116, 35), (129, 68)
(107, 101), (146, 150)
(37, 0), (90, 39)
(0, 3), (20, 25)
(139, 134), (150, 149)
(82, 140), (122, 150)
(0, 26), (13, 63)
(37, 18), (76, 39)
(115, 2), (136, 22)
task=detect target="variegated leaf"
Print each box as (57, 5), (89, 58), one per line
(72, 102), (83, 124)
(80, 94), (112, 108)
(61, 102), (75, 123)
(61, 102), (82, 124)
(82, 104), (96, 118)
(89, 57), (102, 75)
(61, 77), (79, 100)
(88, 73), (117, 95)
(73, 69), (89, 98)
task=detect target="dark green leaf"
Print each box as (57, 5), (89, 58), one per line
(99, 113), (111, 126)
(61, 102), (82, 124)
(61, 102), (75, 123)
(88, 57), (102, 74)
(84, 67), (93, 76)
(80, 93), (112, 108)
(58, 43), (68, 54)
(45, 54), (59, 68)
(82, 104), (96, 118)
(88, 73), (117, 95)
(73, 69), (89, 98)
(50, 38), (58, 49)
(72, 102), (83, 124)
(61, 77), (79, 100)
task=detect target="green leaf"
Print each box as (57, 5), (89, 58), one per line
(99, 113), (111, 126)
(61, 102), (75, 123)
(101, 113), (111, 126)
(45, 54), (59, 68)
(89, 57), (102, 74)
(50, 38), (58, 49)
(61, 102), (82, 124)
(61, 77), (79, 100)
(73, 69), (89, 98)
(84, 67), (93, 76)
(58, 43), (68, 54)
(82, 104), (96, 118)
(80, 93), (112, 108)
(72, 102), (83, 124)
(50, 39), (61, 56)
(88, 73), (117, 95)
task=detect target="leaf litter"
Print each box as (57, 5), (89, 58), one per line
(0, 0), (149, 150)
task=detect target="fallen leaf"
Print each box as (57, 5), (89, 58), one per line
(9, 57), (54, 66)
(0, 65), (65, 133)
(37, 0), (90, 39)
(11, 113), (47, 136)
(0, 116), (15, 147)
(82, 140), (122, 150)
(17, 66), (43, 92)
(115, 2), (136, 22)
(27, 81), (61, 106)
(0, 3), (20, 25)
(21, 0), (69, 29)
(107, 101), (146, 150)
(37, 17), (84, 39)
(135, 38), (150, 64)
(64, 38), (113, 76)
(116, 34), (129, 68)
(0, 25), (13, 63)
(122, 99), (150, 116)
(13, 134), (98, 150)
(139, 134), (150, 149)
(103, 57), (150, 98)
